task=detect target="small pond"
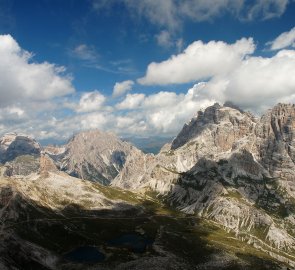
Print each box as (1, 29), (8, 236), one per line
(64, 246), (105, 263)
(108, 233), (154, 253)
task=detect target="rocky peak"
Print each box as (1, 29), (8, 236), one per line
(255, 103), (295, 178)
(113, 103), (295, 267)
(269, 103), (295, 142)
(45, 129), (139, 185)
(171, 102), (256, 150)
(0, 133), (40, 163)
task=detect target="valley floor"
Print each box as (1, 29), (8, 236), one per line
(0, 173), (288, 270)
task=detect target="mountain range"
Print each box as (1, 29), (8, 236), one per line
(0, 102), (295, 270)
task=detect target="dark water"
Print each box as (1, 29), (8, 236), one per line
(64, 246), (105, 263)
(108, 233), (153, 253)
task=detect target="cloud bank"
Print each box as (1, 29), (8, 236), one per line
(112, 80), (134, 97)
(1, 32), (295, 143)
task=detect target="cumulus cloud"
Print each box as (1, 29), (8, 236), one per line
(116, 93), (145, 110)
(2, 33), (295, 142)
(171, 50), (295, 113)
(139, 34), (295, 114)
(138, 38), (255, 85)
(0, 34), (74, 106)
(75, 91), (106, 113)
(115, 87), (216, 134)
(112, 80), (134, 97)
(222, 50), (295, 110)
(268, 26), (295, 50)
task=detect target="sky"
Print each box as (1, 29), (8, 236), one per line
(0, 0), (295, 143)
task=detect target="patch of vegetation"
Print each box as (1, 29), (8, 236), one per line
(91, 183), (141, 204)
(223, 189), (243, 200)
(5, 183), (292, 269)
(199, 220), (285, 269)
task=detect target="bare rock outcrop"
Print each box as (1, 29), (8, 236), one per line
(113, 102), (295, 265)
(45, 130), (140, 185)
(0, 133), (40, 163)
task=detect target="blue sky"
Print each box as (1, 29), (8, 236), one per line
(0, 0), (295, 142)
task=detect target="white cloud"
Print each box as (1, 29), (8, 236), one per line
(76, 91), (106, 113)
(93, 0), (289, 30)
(138, 38), (255, 85)
(122, 0), (179, 30)
(268, 26), (295, 50)
(0, 106), (26, 124)
(222, 49), (295, 110)
(174, 49), (295, 113)
(72, 44), (98, 61)
(0, 34), (74, 107)
(115, 88), (215, 134)
(112, 80), (134, 97)
(241, 0), (288, 21)
(138, 35), (295, 114)
(155, 30), (173, 48)
(176, 38), (184, 52)
(2, 33), (295, 142)
(80, 112), (108, 129)
(155, 31), (184, 51)
(116, 93), (145, 110)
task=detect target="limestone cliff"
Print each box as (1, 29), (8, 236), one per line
(112, 102), (295, 266)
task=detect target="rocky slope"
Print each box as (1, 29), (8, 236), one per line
(44, 130), (141, 185)
(0, 133), (41, 163)
(0, 133), (41, 176)
(0, 167), (285, 270)
(112, 103), (295, 267)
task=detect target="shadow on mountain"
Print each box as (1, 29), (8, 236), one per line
(0, 185), (217, 270)
(3, 139), (40, 163)
(163, 151), (290, 270)
(171, 103), (222, 150)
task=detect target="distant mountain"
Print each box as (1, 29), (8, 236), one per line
(44, 130), (141, 185)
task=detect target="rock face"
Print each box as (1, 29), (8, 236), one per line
(255, 104), (295, 180)
(45, 130), (140, 185)
(113, 102), (295, 266)
(0, 133), (41, 176)
(0, 133), (40, 163)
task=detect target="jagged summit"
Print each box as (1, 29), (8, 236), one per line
(112, 103), (295, 267)
(171, 102), (255, 150)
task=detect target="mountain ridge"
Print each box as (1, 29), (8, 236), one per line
(1, 102), (295, 269)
